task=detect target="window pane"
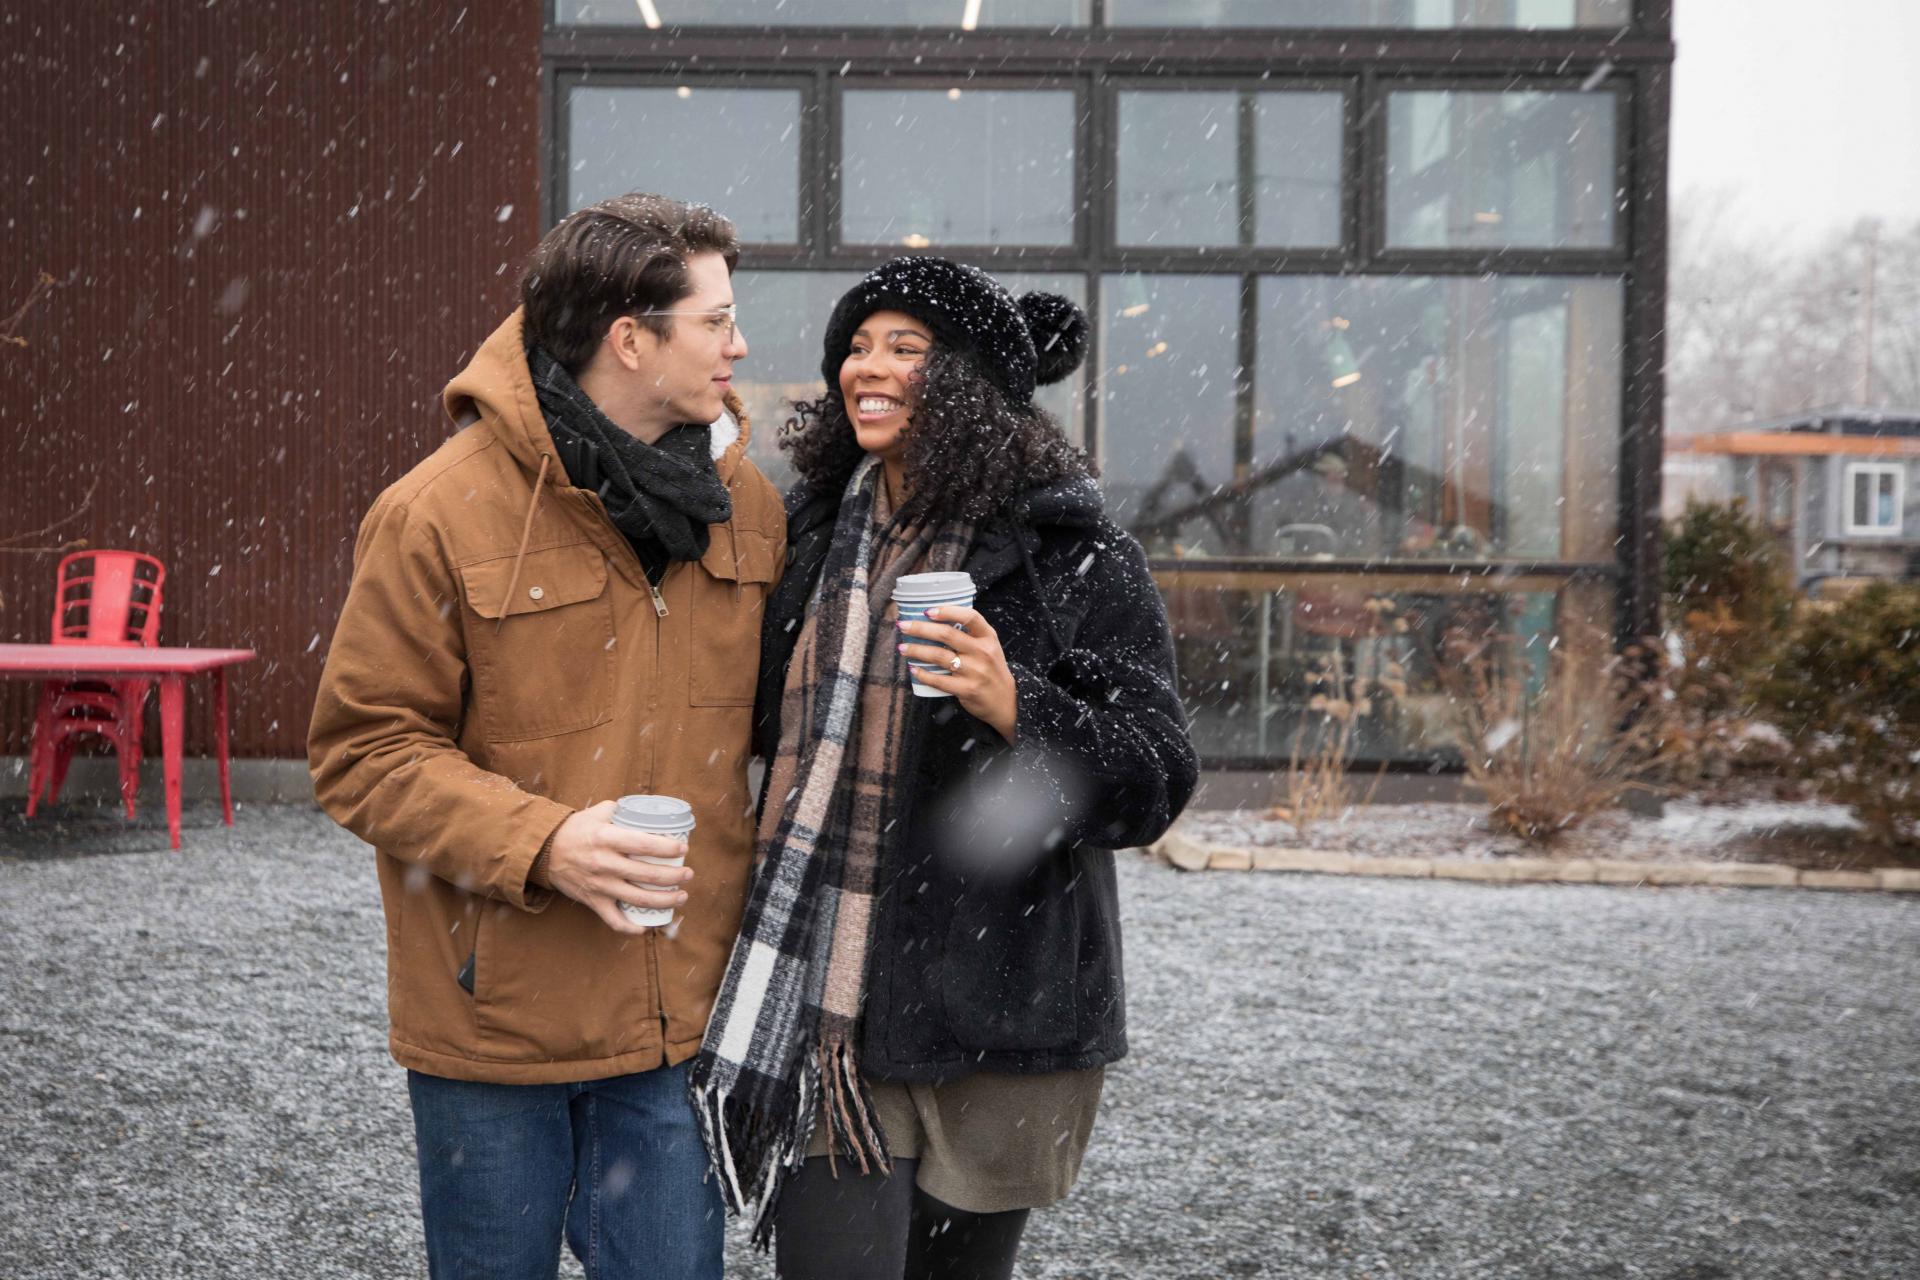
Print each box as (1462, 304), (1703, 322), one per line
(1106, 0), (1629, 26)
(996, 273), (1089, 446)
(1117, 91), (1342, 249)
(730, 269), (1088, 492)
(1117, 92), (1238, 247)
(841, 90), (1076, 247)
(1253, 93), (1343, 248)
(558, 0), (1088, 26)
(1098, 275), (1242, 546)
(1164, 573), (1616, 764)
(566, 86), (800, 243)
(1385, 91), (1616, 250)
(1233, 276), (1622, 564)
(730, 270), (864, 491)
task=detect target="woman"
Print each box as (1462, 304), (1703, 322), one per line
(690, 257), (1197, 1279)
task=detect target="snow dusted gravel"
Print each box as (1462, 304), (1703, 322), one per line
(3, 802), (1916, 1278)
(1182, 798), (1869, 868)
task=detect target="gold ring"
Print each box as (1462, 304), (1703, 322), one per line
(949, 655), (963, 673)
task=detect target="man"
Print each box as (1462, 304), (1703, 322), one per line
(309, 192), (784, 1278)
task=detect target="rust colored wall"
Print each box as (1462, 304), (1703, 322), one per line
(1, 1), (544, 758)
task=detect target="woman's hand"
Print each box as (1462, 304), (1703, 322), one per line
(897, 605), (1018, 744)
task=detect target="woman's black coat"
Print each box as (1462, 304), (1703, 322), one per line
(754, 473), (1199, 1082)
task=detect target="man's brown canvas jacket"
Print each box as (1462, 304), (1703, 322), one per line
(309, 309), (785, 1084)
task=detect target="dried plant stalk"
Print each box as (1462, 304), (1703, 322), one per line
(1440, 625), (1675, 844)
(1269, 647), (1387, 842)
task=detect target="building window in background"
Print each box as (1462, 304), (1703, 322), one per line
(543, 9), (1665, 766)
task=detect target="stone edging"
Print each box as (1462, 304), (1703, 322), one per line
(1148, 831), (1920, 894)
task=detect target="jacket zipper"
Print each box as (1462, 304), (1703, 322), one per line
(566, 486), (676, 1049)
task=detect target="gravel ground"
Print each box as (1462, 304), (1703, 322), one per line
(1182, 798), (1878, 870)
(3, 800), (1917, 1278)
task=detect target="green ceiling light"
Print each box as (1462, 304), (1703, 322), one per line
(1326, 330), (1362, 389)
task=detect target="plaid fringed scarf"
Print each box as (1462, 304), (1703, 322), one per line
(690, 457), (974, 1248)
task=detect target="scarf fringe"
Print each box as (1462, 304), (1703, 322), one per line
(817, 1037), (893, 1180)
(689, 1055), (823, 1252)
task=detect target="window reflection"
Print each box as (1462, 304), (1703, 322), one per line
(841, 90), (1076, 248)
(1110, 275), (1621, 564)
(1117, 93), (1239, 247)
(558, 0), (1089, 25)
(1098, 275), (1242, 547)
(1116, 91), (1342, 249)
(566, 86), (801, 243)
(1385, 91), (1617, 251)
(1254, 93), (1344, 248)
(1106, 0), (1629, 27)
(728, 271), (862, 490)
(1159, 574), (1614, 763)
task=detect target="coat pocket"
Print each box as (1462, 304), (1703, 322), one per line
(689, 524), (779, 707)
(459, 544), (615, 741)
(939, 878), (1082, 1054)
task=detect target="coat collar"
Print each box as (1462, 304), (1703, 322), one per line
(789, 472), (1102, 580)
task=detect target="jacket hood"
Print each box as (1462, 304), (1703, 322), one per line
(1006, 473), (1104, 530)
(442, 308), (753, 485)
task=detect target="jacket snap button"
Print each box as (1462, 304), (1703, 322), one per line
(528, 586), (545, 601)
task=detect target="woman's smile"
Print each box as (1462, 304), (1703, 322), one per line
(853, 393), (907, 422)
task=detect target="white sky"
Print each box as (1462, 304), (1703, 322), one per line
(1672, 0), (1920, 241)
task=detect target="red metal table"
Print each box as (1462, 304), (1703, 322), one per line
(0, 644), (257, 850)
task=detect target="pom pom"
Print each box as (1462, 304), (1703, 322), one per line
(1019, 291), (1090, 387)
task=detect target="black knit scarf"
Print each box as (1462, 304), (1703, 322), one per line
(528, 345), (733, 582)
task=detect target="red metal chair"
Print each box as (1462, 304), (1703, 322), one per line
(25, 551), (168, 819)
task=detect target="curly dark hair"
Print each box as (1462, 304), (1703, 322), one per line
(781, 344), (1097, 526)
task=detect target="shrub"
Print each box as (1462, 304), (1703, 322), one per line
(1662, 499), (1797, 780)
(1760, 582), (1920, 855)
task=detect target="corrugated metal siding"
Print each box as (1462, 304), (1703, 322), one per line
(1, 0), (543, 758)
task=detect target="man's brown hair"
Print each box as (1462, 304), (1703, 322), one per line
(519, 192), (740, 375)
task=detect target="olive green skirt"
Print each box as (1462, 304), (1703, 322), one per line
(805, 1067), (1106, 1215)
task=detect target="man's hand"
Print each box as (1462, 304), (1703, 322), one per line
(545, 801), (692, 934)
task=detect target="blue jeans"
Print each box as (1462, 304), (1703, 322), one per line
(407, 1061), (723, 1280)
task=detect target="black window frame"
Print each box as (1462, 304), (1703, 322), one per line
(540, 1), (1674, 767)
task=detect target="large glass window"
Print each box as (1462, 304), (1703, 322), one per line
(545, 13), (1661, 769)
(1161, 574), (1616, 762)
(1117, 92), (1238, 247)
(1099, 275), (1242, 541)
(1246, 276), (1623, 563)
(1106, 0), (1630, 27)
(557, 0), (1088, 26)
(1385, 90), (1618, 251)
(841, 89), (1077, 248)
(565, 85), (801, 242)
(1254, 93), (1345, 247)
(1116, 91), (1342, 249)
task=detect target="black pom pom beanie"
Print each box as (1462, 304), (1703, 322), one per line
(820, 256), (1090, 408)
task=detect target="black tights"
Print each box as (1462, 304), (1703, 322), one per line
(773, 1156), (1030, 1280)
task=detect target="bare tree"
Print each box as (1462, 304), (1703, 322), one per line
(1667, 199), (1920, 431)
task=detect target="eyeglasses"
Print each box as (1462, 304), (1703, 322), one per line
(635, 305), (740, 343)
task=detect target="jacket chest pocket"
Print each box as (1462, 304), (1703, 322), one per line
(689, 524), (779, 707)
(459, 545), (615, 741)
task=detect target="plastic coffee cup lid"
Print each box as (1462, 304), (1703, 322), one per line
(612, 794), (696, 834)
(893, 571), (976, 601)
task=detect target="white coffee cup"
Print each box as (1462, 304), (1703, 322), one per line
(893, 571), (977, 700)
(608, 794), (694, 928)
